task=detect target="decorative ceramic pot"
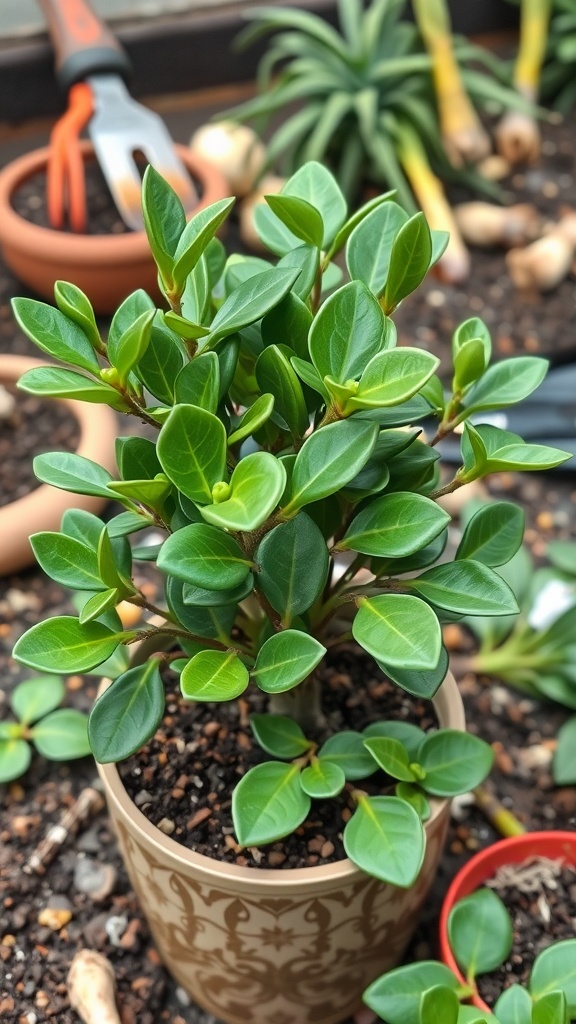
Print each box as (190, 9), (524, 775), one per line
(0, 142), (228, 314)
(98, 653), (465, 1024)
(0, 354), (117, 577)
(439, 830), (576, 1013)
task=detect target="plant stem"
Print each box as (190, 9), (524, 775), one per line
(474, 785), (526, 837)
(514, 0), (552, 97)
(268, 673), (324, 732)
(428, 477), (464, 501)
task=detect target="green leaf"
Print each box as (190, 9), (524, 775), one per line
(108, 477), (171, 510)
(353, 594), (442, 671)
(18, 367), (130, 412)
(364, 961), (460, 1024)
(31, 709), (90, 760)
(346, 201), (408, 296)
(407, 561), (519, 616)
(182, 576), (253, 608)
(343, 795), (424, 886)
(363, 736), (418, 782)
(530, 941), (576, 1011)
(282, 419), (378, 515)
(291, 357), (331, 402)
(252, 631), (325, 693)
(383, 212), (432, 314)
(135, 313), (185, 404)
(448, 888), (513, 979)
(255, 512), (329, 623)
(232, 762), (311, 845)
(33, 452), (115, 500)
(261, 291), (312, 360)
(339, 492), (449, 557)
(111, 309), (154, 383)
(250, 714), (311, 758)
(30, 532), (103, 591)
(12, 297), (101, 373)
(209, 267), (300, 343)
(308, 281), (385, 383)
(418, 730), (494, 796)
(494, 983), (533, 1024)
(172, 197), (236, 290)
(345, 348), (439, 412)
(300, 759), (346, 798)
(328, 191), (396, 257)
(54, 280), (102, 353)
(0, 739), (32, 784)
(228, 394), (275, 446)
(532, 991), (568, 1024)
(281, 161), (347, 248)
(463, 425), (571, 476)
(116, 436), (162, 482)
(456, 502), (525, 567)
(395, 782), (431, 822)
(13, 617), (128, 673)
(453, 318), (492, 366)
(180, 650), (249, 702)
(278, 244), (319, 303)
(78, 588), (119, 624)
(255, 345), (309, 437)
(363, 721), (427, 761)
(547, 541), (576, 576)
(11, 676), (64, 725)
(158, 523), (253, 590)
(174, 352), (220, 412)
(419, 986), (460, 1024)
(201, 452), (286, 532)
(142, 165), (185, 286)
(553, 716), (576, 785)
(265, 194), (324, 247)
(88, 661), (165, 762)
(317, 731), (376, 781)
(157, 404), (227, 504)
(453, 339), (487, 393)
(377, 645), (450, 701)
(463, 357), (548, 415)
(166, 576), (236, 644)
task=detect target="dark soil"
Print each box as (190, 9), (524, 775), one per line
(120, 647), (437, 869)
(0, 384), (79, 506)
(476, 858), (576, 1007)
(12, 160), (128, 235)
(1, 92), (576, 1024)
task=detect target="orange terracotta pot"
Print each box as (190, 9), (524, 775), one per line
(0, 354), (118, 576)
(0, 142), (229, 314)
(98, 652), (465, 1024)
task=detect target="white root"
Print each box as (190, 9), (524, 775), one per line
(238, 174), (286, 252)
(507, 208), (576, 292)
(495, 109), (541, 166)
(454, 202), (542, 249)
(67, 950), (121, 1024)
(188, 121), (267, 198)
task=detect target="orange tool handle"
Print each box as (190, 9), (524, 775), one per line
(38, 0), (131, 92)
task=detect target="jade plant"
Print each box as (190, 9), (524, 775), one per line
(364, 886), (576, 1022)
(0, 676), (90, 783)
(224, 0), (527, 279)
(10, 160), (571, 888)
(462, 533), (576, 787)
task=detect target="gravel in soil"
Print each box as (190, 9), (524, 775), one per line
(1, 96), (576, 1024)
(476, 858), (576, 1007)
(0, 385), (79, 506)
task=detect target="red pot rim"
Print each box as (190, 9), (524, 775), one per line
(439, 831), (576, 1012)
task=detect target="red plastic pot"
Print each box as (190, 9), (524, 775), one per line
(439, 831), (576, 1012)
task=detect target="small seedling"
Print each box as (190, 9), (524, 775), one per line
(0, 676), (91, 783)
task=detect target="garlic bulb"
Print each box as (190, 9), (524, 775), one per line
(189, 121), (267, 197)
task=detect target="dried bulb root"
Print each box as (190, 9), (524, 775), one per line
(67, 949), (121, 1024)
(454, 202), (542, 249)
(495, 109), (541, 166)
(188, 121), (267, 198)
(507, 233), (574, 292)
(238, 174), (286, 252)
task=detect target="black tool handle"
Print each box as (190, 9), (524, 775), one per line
(38, 0), (132, 92)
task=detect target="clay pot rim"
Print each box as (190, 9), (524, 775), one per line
(0, 140), (230, 266)
(98, 668), (465, 889)
(0, 353), (118, 577)
(438, 830), (576, 1011)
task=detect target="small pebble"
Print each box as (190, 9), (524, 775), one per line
(157, 817), (175, 835)
(105, 914), (128, 947)
(74, 857), (117, 901)
(37, 898), (73, 931)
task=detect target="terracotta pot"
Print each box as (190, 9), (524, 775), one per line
(0, 142), (229, 315)
(98, 656), (465, 1024)
(439, 831), (576, 1013)
(0, 354), (117, 577)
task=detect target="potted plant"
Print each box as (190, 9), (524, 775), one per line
(365, 830), (576, 1022)
(0, 349), (117, 577)
(11, 160), (570, 1024)
(0, 142), (228, 314)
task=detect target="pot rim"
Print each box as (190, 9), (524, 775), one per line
(439, 830), (576, 1011)
(98, 667), (465, 889)
(0, 353), (117, 576)
(0, 141), (229, 265)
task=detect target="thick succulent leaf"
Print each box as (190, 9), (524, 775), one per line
(308, 280), (385, 383)
(180, 650), (249, 702)
(255, 512), (329, 622)
(448, 888), (513, 980)
(343, 795), (425, 887)
(417, 730), (494, 796)
(201, 452), (286, 532)
(157, 404), (227, 504)
(353, 594), (442, 671)
(282, 419), (378, 514)
(158, 524), (253, 590)
(31, 709), (90, 760)
(252, 631), (326, 693)
(250, 714), (311, 758)
(363, 961), (460, 1024)
(232, 762), (310, 846)
(13, 617), (128, 673)
(339, 491), (449, 557)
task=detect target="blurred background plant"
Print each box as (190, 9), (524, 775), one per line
(541, 0), (576, 115)
(0, 676), (90, 783)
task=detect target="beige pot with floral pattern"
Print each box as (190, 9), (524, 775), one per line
(98, 667), (464, 1024)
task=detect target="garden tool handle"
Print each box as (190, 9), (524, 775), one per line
(38, 0), (132, 93)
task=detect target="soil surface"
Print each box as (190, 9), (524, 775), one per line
(12, 161), (129, 236)
(1, 98), (576, 1024)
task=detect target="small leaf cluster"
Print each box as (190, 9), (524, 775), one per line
(225, 0), (525, 205)
(0, 677), (90, 783)
(541, 0), (576, 114)
(234, 715), (492, 887)
(365, 886), (576, 1023)
(11, 157), (569, 887)
(464, 533), (576, 787)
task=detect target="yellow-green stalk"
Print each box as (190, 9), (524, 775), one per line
(412, 0), (491, 167)
(496, 0), (552, 164)
(396, 122), (470, 283)
(474, 785), (527, 838)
